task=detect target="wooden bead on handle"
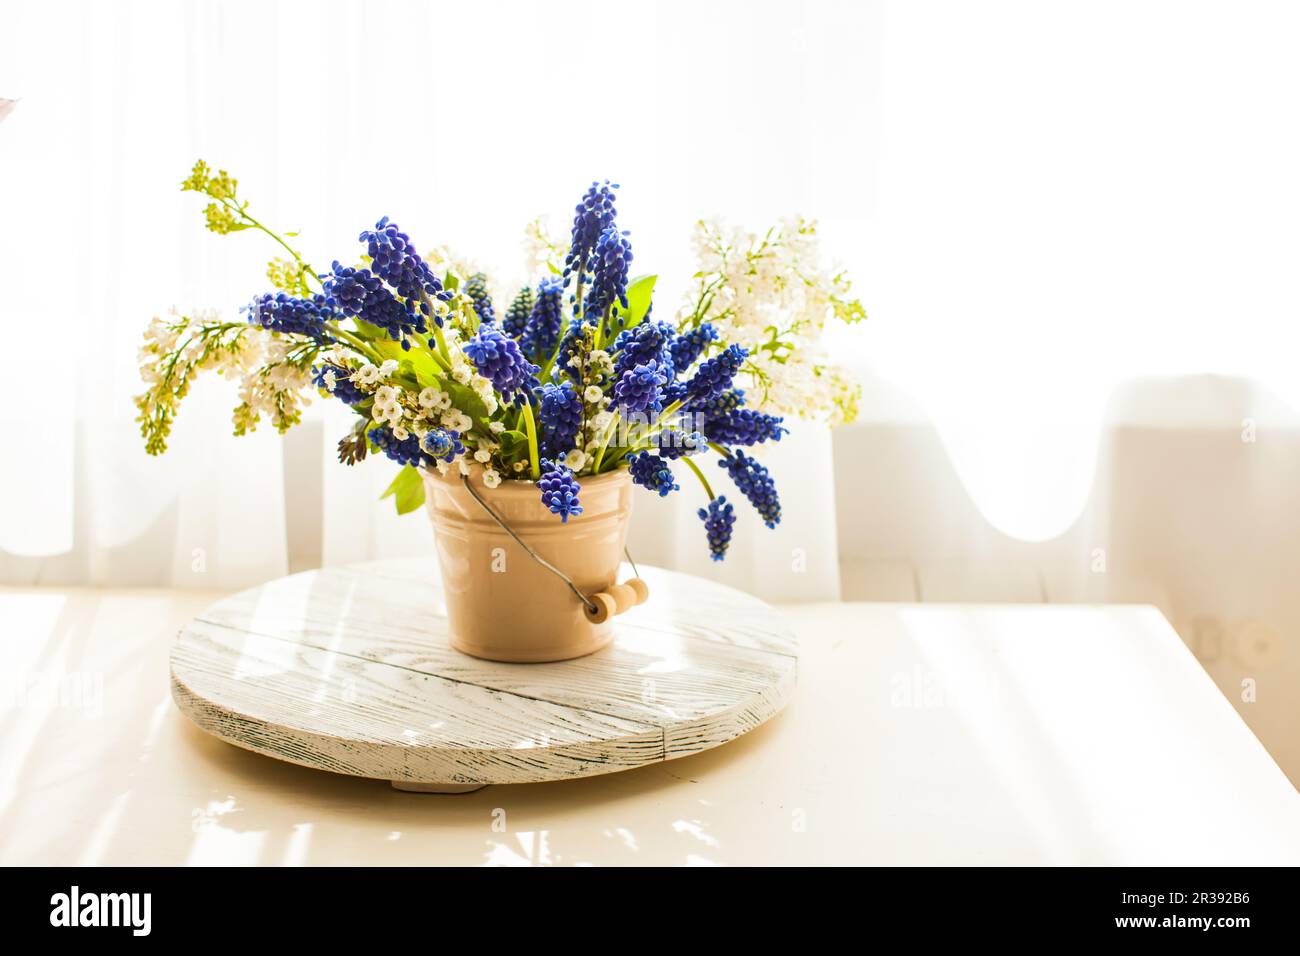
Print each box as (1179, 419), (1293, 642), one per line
(584, 578), (650, 623)
(583, 592), (616, 624)
(626, 577), (650, 606)
(606, 583), (638, 614)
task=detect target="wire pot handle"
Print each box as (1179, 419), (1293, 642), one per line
(459, 474), (648, 623)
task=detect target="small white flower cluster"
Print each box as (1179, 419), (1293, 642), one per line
(682, 218), (865, 424)
(522, 217), (565, 278)
(233, 336), (313, 435)
(565, 341), (618, 472)
(448, 350), (500, 415)
(135, 309), (265, 454)
(332, 353), (469, 453)
(469, 432), (505, 488)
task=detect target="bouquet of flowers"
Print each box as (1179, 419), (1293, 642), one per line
(137, 162), (865, 561)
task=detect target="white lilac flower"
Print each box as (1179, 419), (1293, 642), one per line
(392, 425), (410, 441)
(564, 448), (587, 471)
(583, 385), (603, 403)
(373, 385), (400, 409)
(473, 449), (491, 463)
(353, 364), (381, 386)
(488, 421), (505, 434)
(379, 359), (399, 377)
(418, 386), (445, 409)
(679, 217), (864, 424)
(482, 469), (502, 489)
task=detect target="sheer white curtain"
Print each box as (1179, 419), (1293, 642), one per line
(0, 0), (873, 597)
(13, 0), (1293, 602)
(838, 0), (1300, 540)
(830, 1), (1300, 784)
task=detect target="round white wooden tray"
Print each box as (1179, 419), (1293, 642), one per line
(170, 559), (798, 792)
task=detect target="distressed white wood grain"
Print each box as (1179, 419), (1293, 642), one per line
(171, 562), (797, 787)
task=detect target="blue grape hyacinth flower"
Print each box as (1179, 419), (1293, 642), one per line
(523, 276), (565, 359)
(669, 322), (719, 371)
(538, 459), (582, 522)
(368, 425), (425, 468)
(536, 381), (583, 459)
(690, 387), (745, 417)
(421, 428), (465, 463)
(246, 292), (337, 341)
(312, 361), (365, 406)
(323, 262), (427, 348)
(720, 449), (781, 528)
(503, 287), (535, 340)
(463, 325), (539, 403)
(697, 496), (737, 561)
(656, 427), (704, 460)
(465, 273), (496, 325)
(613, 359), (670, 414)
(584, 225), (633, 320)
(703, 408), (787, 447)
(563, 180), (619, 284)
(359, 216), (447, 315)
(555, 314), (596, 372)
(626, 451), (679, 497)
(613, 319), (675, 380)
(684, 344), (747, 405)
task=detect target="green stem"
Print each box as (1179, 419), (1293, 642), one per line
(592, 410), (621, 472)
(706, 441), (732, 459)
(596, 304), (615, 350)
(520, 402), (541, 480)
(425, 346), (452, 373)
(432, 324), (453, 367)
(223, 198), (319, 292)
(328, 325), (383, 364)
(681, 455), (716, 502)
(539, 314), (570, 382)
(634, 404), (690, 447)
(159, 321), (245, 388)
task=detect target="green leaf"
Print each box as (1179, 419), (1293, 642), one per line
(381, 465), (426, 515)
(352, 318), (390, 343)
(400, 353), (443, 389)
(442, 380), (489, 421)
(620, 274), (657, 330)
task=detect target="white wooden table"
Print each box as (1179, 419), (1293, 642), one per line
(3, 581), (1299, 865)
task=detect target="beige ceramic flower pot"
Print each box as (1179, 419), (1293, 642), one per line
(421, 467), (633, 662)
